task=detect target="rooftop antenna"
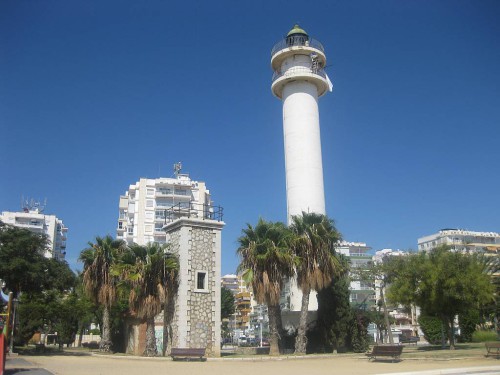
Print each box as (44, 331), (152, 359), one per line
(21, 196), (47, 213)
(173, 162), (182, 177)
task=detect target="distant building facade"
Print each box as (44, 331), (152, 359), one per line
(337, 241), (375, 307)
(116, 172), (211, 245)
(221, 274), (263, 336)
(221, 274), (247, 295)
(418, 229), (500, 255)
(1, 202), (68, 261)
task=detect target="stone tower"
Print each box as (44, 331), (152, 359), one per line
(164, 209), (224, 357)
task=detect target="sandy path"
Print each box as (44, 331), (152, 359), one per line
(14, 354), (500, 375)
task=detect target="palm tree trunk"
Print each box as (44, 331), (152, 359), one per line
(162, 293), (176, 356)
(294, 288), (310, 354)
(100, 305), (112, 352)
(275, 303), (285, 352)
(144, 317), (158, 357)
(267, 304), (281, 356)
(77, 324), (83, 347)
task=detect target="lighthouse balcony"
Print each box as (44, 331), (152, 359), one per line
(271, 36), (324, 56)
(271, 36), (326, 72)
(271, 66), (331, 98)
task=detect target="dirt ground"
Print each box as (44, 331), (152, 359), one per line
(6, 353), (500, 375)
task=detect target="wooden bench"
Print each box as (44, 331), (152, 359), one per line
(366, 345), (403, 362)
(82, 341), (100, 350)
(170, 348), (206, 361)
(485, 342), (500, 357)
(400, 336), (420, 345)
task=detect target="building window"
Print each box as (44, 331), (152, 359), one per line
(145, 225), (152, 233)
(128, 227), (133, 235)
(146, 200), (154, 208)
(195, 271), (208, 292)
(118, 222), (123, 229)
(155, 210), (166, 219)
(147, 188), (155, 197)
(175, 189), (188, 195)
(157, 187), (172, 195)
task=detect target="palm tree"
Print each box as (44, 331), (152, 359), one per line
(79, 235), (126, 352)
(290, 212), (343, 354)
(116, 243), (179, 357)
(237, 218), (296, 355)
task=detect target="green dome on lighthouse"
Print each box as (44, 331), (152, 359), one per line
(287, 24), (308, 37)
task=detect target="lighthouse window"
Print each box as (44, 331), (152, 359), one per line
(195, 271), (208, 292)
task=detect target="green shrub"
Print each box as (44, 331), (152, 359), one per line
(458, 309), (480, 343)
(472, 330), (498, 343)
(418, 315), (444, 345)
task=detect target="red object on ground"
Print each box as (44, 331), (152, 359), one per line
(0, 333), (5, 375)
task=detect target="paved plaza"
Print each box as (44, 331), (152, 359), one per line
(5, 353), (500, 375)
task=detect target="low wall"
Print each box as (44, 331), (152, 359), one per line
(71, 334), (101, 347)
(236, 347), (270, 355)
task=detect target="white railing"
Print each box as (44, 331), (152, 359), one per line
(272, 66), (326, 83)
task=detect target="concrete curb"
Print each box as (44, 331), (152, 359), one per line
(375, 365), (500, 375)
(88, 352), (489, 363)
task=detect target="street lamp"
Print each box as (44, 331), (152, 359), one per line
(259, 316), (263, 347)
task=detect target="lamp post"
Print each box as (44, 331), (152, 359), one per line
(259, 316), (263, 347)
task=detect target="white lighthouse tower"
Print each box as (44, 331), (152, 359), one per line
(271, 24), (332, 225)
(272, 25), (332, 314)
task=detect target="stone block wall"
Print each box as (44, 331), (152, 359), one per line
(164, 217), (223, 357)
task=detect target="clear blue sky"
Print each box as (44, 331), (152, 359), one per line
(1, 1), (499, 275)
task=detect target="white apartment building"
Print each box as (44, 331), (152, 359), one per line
(418, 229), (500, 254)
(337, 241), (375, 307)
(116, 172), (212, 245)
(221, 274), (249, 295)
(1, 204), (68, 261)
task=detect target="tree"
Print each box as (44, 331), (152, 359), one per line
(354, 255), (407, 344)
(0, 224), (50, 296)
(54, 291), (80, 348)
(237, 219), (296, 355)
(290, 212), (342, 354)
(0, 223), (77, 345)
(388, 246), (495, 349)
(72, 275), (98, 347)
(315, 261), (351, 352)
(221, 287), (235, 344)
(350, 309), (370, 353)
(79, 235), (126, 352)
(114, 243), (179, 357)
(221, 287), (235, 320)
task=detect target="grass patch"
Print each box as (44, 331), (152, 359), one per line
(401, 343), (487, 359)
(472, 330), (498, 343)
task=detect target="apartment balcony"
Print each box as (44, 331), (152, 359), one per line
(15, 221), (44, 229)
(238, 316), (250, 323)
